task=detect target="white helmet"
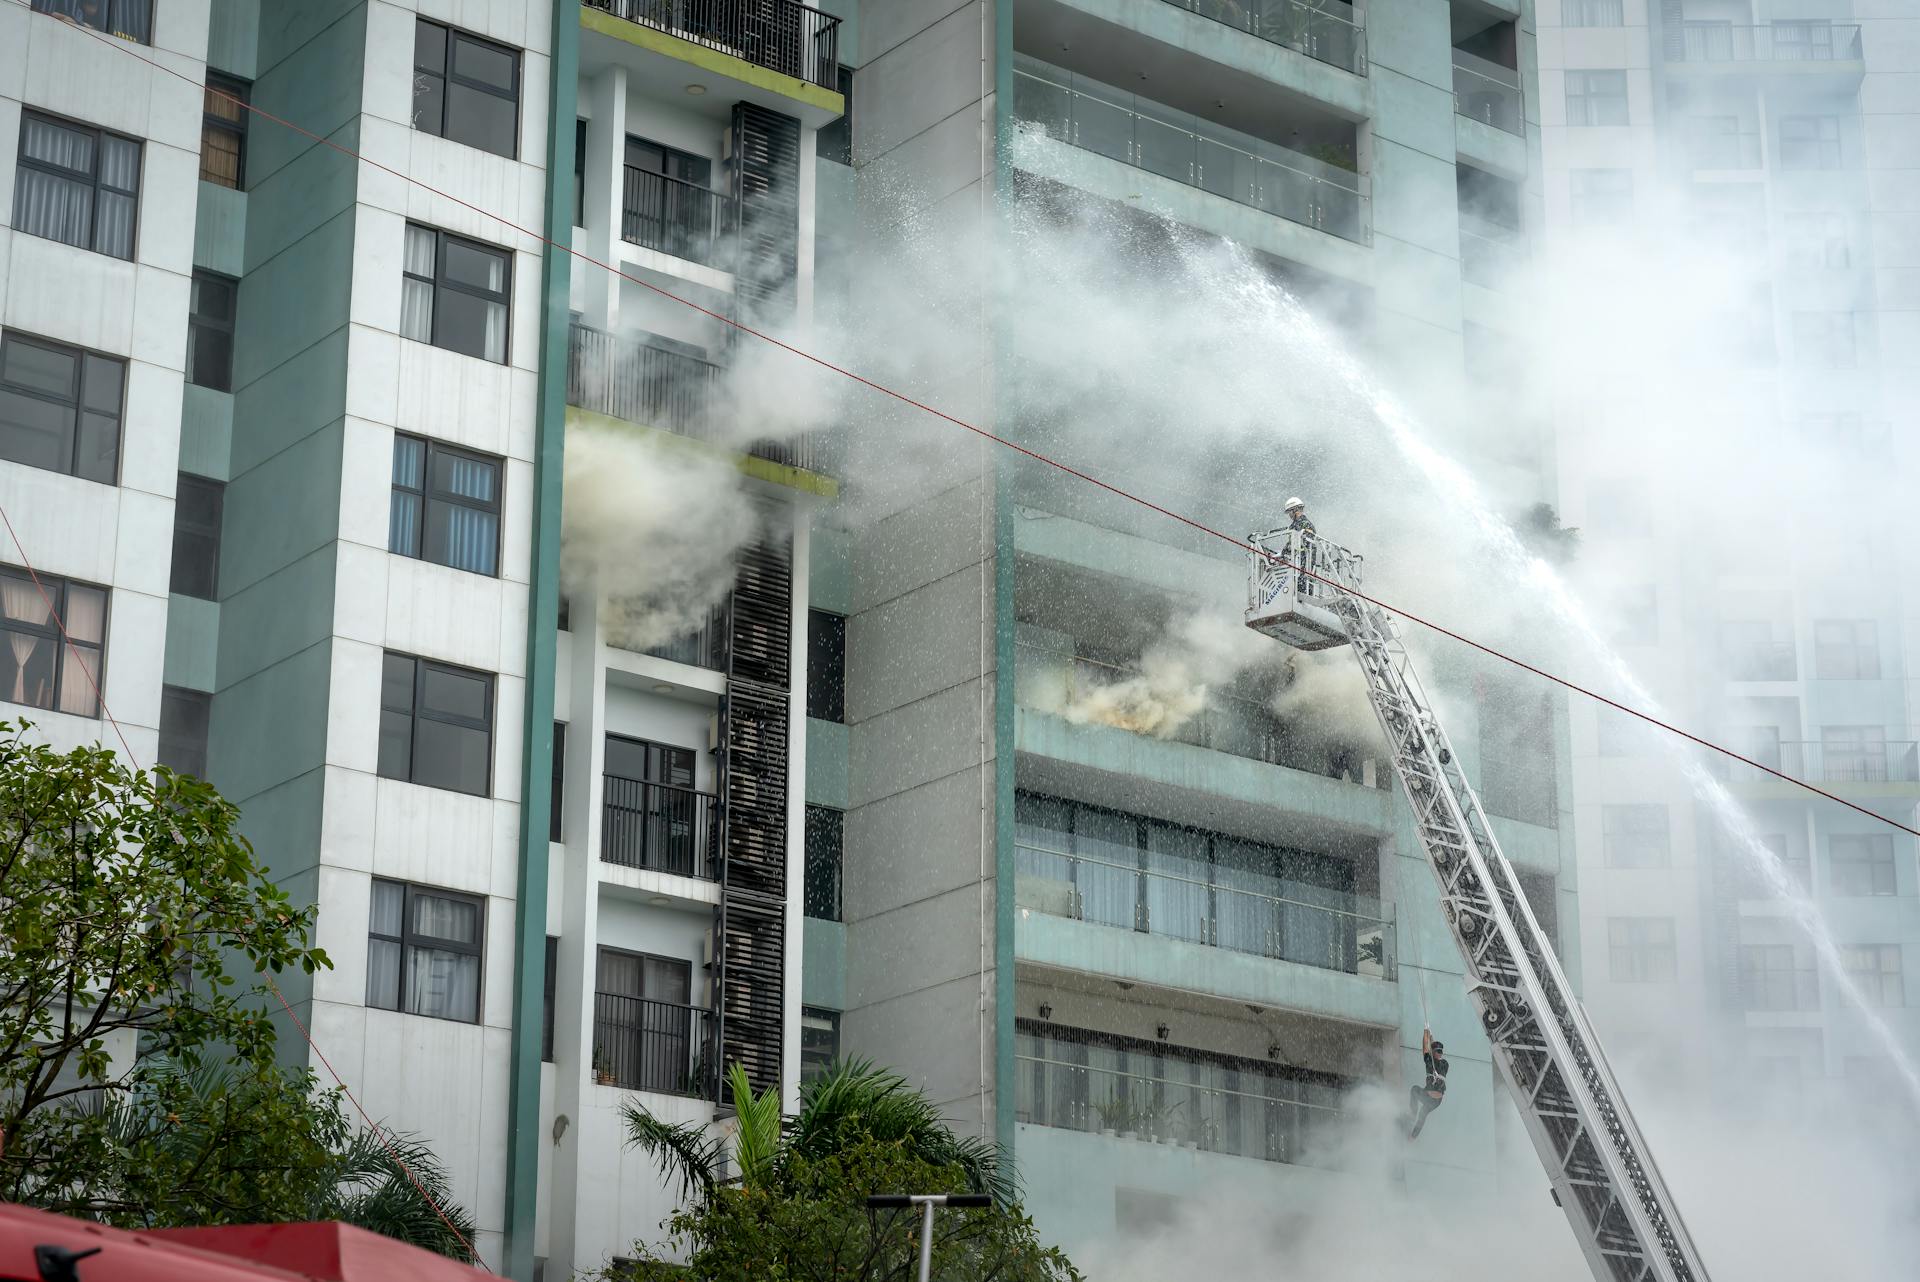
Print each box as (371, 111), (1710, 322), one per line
(1284, 497), (1305, 512)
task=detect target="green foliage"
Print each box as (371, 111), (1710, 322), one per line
(1519, 502), (1580, 565)
(788, 1059), (1014, 1207)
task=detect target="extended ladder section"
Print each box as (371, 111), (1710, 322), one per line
(1245, 530), (1712, 1282)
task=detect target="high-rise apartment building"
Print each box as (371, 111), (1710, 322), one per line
(1538, 0), (1919, 1098)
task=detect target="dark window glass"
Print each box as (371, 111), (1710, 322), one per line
(14, 111), (141, 259)
(817, 66), (853, 164)
(29, 0), (152, 43)
(604, 734), (694, 787)
(389, 433), (502, 575)
(0, 566), (107, 717)
(551, 720), (566, 842)
(804, 805), (843, 921)
(557, 595), (571, 632)
(801, 1007), (840, 1081)
(367, 877), (484, 1022)
(401, 224), (511, 363)
(378, 652), (495, 797)
(413, 18), (520, 159)
(170, 473), (224, 599)
(0, 333), (122, 483)
(200, 74), (249, 188)
(187, 271), (238, 392)
(573, 119), (587, 228)
(807, 609), (845, 722)
(542, 934), (558, 1062)
(624, 136), (711, 186)
(158, 686), (211, 778)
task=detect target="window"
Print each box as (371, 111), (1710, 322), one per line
(1603, 804), (1670, 868)
(0, 333), (124, 483)
(1684, 115), (1755, 170)
(14, 111), (142, 260)
(595, 947), (693, 1092)
(1841, 945), (1904, 1008)
(817, 66), (853, 165)
(1783, 212), (1849, 270)
(542, 935), (558, 1062)
(1821, 725), (1887, 782)
(801, 1007), (840, 1081)
(602, 735), (707, 875)
(400, 225), (511, 363)
(367, 878), (484, 1022)
(1739, 944), (1808, 1010)
(413, 18), (521, 159)
(389, 434), (502, 575)
(169, 474), (224, 600)
(29, 0), (151, 42)
(572, 119), (587, 227)
(158, 686), (211, 777)
(1718, 619), (1794, 681)
(1813, 619), (1879, 680)
(1792, 312), (1855, 369)
(187, 271), (238, 392)
(1564, 0), (1623, 26)
(1565, 71), (1629, 127)
(1779, 116), (1842, 170)
(1569, 169), (1632, 226)
(1607, 917), (1675, 982)
(1830, 834), (1897, 897)
(550, 721), (566, 842)
(804, 804), (843, 921)
(0, 567), (106, 717)
(378, 652), (495, 796)
(200, 74), (249, 188)
(807, 609), (846, 722)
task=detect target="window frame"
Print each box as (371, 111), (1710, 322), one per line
(800, 1006), (841, 1081)
(388, 432), (504, 577)
(412, 17), (523, 160)
(187, 270), (239, 393)
(1829, 833), (1897, 897)
(0, 330), (126, 484)
(1565, 70), (1629, 127)
(14, 109), (143, 260)
(1779, 115), (1842, 170)
(1564, 0), (1624, 26)
(806, 608), (846, 722)
(804, 803), (843, 922)
(366, 877), (486, 1024)
(401, 223), (514, 365)
(169, 473), (224, 600)
(200, 73), (250, 189)
(1812, 618), (1879, 680)
(551, 720), (566, 842)
(1841, 944), (1904, 1009)
(29, 0), (153, 43)
(378, 651), (497, 797)
(158, 684), (212, 778)
(0, 566), (108, 719)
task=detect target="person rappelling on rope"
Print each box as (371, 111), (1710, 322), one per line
(1407, 1026), (1448, 1139)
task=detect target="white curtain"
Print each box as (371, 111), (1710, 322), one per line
(406, 946), (479, 1021)
(400, 226), (436, 342)
(0, 577), (51, 705)
(482, 300), (507, 364)
(57, 646), (98, 717)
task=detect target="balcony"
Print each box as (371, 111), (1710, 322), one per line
(583, 0), (842, 92)
(601, 777), (720, 877)
(593, 993), (716, 1095)
(1015, 841), (1396, 980)
(1010, 54), (1370, 245)
(566, 321), (827, 474)
(1669, 22), (1862, 67)
(1459, 217), (1524, 290)
(622, 166), (736, 269)
(1716, 741), (1920, 786)
(1453, 49), (1522, 136)
(1155, 0), (1365, 76)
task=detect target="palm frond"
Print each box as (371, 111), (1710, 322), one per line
(621, 1100), (723, 1204)
(326, 1130), (476, 1261)
(727, 1063), (782, 1191)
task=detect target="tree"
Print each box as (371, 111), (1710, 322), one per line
(619, 1062), (1080, 1281)
(1518, 502), (1580, 565)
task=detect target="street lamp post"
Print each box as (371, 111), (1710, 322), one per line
(864, 1193), (993, 1282)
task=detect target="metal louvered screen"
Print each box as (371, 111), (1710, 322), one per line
(730, 101), (801, 324)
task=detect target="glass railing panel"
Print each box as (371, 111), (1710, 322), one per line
(1452, 50), (1524, 135)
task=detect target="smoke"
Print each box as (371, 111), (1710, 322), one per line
(1052, 612), (1271, 739)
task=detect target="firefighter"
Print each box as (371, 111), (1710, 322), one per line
(1407, 1026), (1448, 1139)
(1284, 497), (1317, 595)
(1284, 496), (1315, 538)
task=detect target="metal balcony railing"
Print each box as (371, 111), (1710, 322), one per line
(1155, 0), (1365, 75)
(1453, 50), (1523, 135)
(1011, 54), (1370, 245)
(592, 993), (716, 1095)
(622, 166), (736, 268)
(1672, 22), (1862, 64)
(1716, 740), (1919, 785)
(584, 0), (842, 90)
(1014, 842), (1397, 980)
(601, 777), (719, 877)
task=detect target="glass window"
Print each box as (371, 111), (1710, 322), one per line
(1603, 804), (1670, 868)
(29, 0), (152, 43)
(817, 66), (854, 164)
(573, 119), (587, 228)
(1821, 725), (1887, 782)
(1779, 115), (1842, 170)
(200, 74), (249, 188)
(0, 333), (124, 483)
(413, 18), (520, 159)
(1792, 312), (1856, 369)
(551, 720), (566, 843)
(1739, 943), (1814, 1010)
(367, 878), (485, 1022)
(389, 433), (502, 575)
(378, 652), (495, 796)
(1569, 169), (1633, 226)
(1607, 917), (1675, 982)
(0, 566), (107, 717)
(1841, 945), (1904, 1008)
(1813, 619), (1879, 680)
(14, 111), (142, 260)
(801, 1007), (840, 1081)
(1829, 834), (1897, 897)
(1565, 70), (1629, 127)
(187, 271), (238, 392)
(806, 609), (845, 722)
(804, 804), (843, 921)
(1563, 0), (1623, 26)
(542, 934), (558, 1062)
(169, 473), (224, 600)
(400, 224), (511, 363)
(158, 685), (211, 778)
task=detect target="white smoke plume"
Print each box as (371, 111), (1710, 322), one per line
(1052, 612), (1273, 739)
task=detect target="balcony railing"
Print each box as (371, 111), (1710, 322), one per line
(1015, 842), (1396, 980)
(1015, 1048), (1345, 1167)
(593, 993), (716, 1096)
(567, 321), (828, 473)
(1716, 741), (1920, 785)
(1671, 22), (1862, 64)
(1011, 54), (1369, 245)
(1459, 220), (1525, 290)
(1155, 0), (1365, 75)
(601, 777), (719, 877)
(584, 0), (842, 91)
(623, 166), (736, 268)
(1453, 50), (1523, 135)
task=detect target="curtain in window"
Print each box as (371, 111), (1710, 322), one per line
(14, 171), (92, 250)
(482, 299), (507, 363)
(1143, 823), (1209, 946)
(1074, 809), (1137, 930)
(108, 0), (153, 42)
(0, 578), (52, 705)
(57, 645), (99, 716)
(412, 888), (480, 943)
(389, 437), (424, 556)
(437, 455), (498, 574)
(95, 136), (140, 259)
(406, 945), (479, 1021)
(366, 881), (404, 1008)
(400, 227), (436, 341)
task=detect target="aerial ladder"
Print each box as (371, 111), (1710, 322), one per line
(1244, 528), (1712, 1282)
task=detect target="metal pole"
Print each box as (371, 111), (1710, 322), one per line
(916, 1200), (937, 1282)
(865, 1194), (993, 1282)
